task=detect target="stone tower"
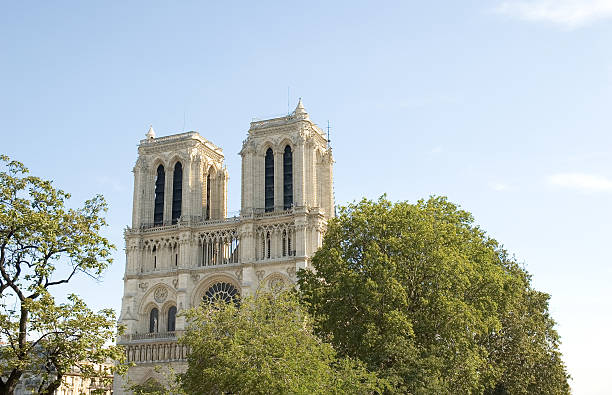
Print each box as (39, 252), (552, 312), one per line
(115, 101), (334, 392)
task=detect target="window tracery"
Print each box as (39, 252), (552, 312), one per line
(203, 282), (240, 305)
(255, 222), (295, 260)
(197, 229), (240, 266)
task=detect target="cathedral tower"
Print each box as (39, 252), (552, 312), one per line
(115, 101), (333, 393)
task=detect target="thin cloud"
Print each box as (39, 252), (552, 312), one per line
(548, 172), (612, 192)
(430, 146), (444, 154)
(489, 182), (512, 191)
(495, 0), (612, 28)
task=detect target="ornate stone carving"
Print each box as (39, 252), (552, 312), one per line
(235, 269), (243, 282)
(286, 266), (296, 278)
(256, 270), (265, 281)
(154, 286), (168, 303)
(138, 282), (149, 291)
(191, 273), (200, 283)
(172, 279), (179, 289)
(268, 276), (285, 293)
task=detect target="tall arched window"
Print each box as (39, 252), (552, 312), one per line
(171, 162), (182, 224)
(206, 173), (211, 220)
(149, 308), (159, 333)
(283, 145), (293, 210)
(265, 148), (274, 212)
(167, 306), (177, 332)
(154, 165), (165, 226)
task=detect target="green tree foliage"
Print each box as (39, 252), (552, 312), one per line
(178, 291), (384, 395)
(298, 196), (570, 394)
(0, 155), (126, 394)
(131, 377), (168, 395)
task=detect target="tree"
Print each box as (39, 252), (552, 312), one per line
(0, 155), (125, 394)
(298, 196), (570, 394)
(178, 291), (384, 395)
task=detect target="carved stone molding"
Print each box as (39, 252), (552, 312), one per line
(153, 286), (168, 303)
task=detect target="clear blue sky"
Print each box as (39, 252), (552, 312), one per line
(1, 1), (610, 393)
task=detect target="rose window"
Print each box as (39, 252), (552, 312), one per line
(203, 282), (240, 305)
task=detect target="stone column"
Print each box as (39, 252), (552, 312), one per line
(132, 163), (142, 228)
(295, 142), (305, 207)
(164, 163), (172, 225)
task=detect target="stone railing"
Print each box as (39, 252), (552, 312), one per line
(129, 216), (240, 234)
(241, 207), (299, 219)
(125, 342), (188, 364)
(123, 331), (179, 342)
(139, 132), (223, 154)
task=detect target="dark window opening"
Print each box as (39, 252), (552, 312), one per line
(167, 306), (177, 332)
(265, 148), (274, 212)
(283, 145), (293, 210)
(171, 162), (182, 224)
(154, 165), (165, 225)
(206, 173), (211, 220)
(149, 308), (159, 333)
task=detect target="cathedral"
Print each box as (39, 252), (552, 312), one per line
(114, 100), (334, 392)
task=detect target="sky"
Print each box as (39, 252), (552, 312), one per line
(1, 1), (610, 393)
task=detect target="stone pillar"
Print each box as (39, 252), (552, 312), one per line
(164, 163), (172, 224)
(132, 164), (142, 228)
(295, 142), (305, 207)
(254, 154), (263, 211)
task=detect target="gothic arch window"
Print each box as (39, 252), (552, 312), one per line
(265, 148), (274, 212)
(167, 306), (177, 332)
(149, 308), (159, 333)
(283, 145), (293, 210)
(171, 162), (182, 224)
(203, 282), (240, 305)
(206, 173), (211, 220)
(152, 245), (157, 270)
(154, 165), (165, 225)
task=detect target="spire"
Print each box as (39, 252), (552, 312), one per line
(293, 98), (309, 120)
(146, 125), (156, 139)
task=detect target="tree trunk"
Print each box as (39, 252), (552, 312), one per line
(39, 375), (63, 395)
(0, 368), (23, 395)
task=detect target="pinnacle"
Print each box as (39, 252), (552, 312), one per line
(294, 98), (307, 116)
(146, 125), (156, 139)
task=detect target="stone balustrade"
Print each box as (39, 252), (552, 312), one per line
(125, 342), (188, 364)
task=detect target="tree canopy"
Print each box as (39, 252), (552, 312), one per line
(178, 291), (384, 395)
(0, 155), (125, 394)
(298, 196), (570, 394)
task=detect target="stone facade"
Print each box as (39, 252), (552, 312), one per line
(114, 100), (334, 393)
(14, 361), (113, 395)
